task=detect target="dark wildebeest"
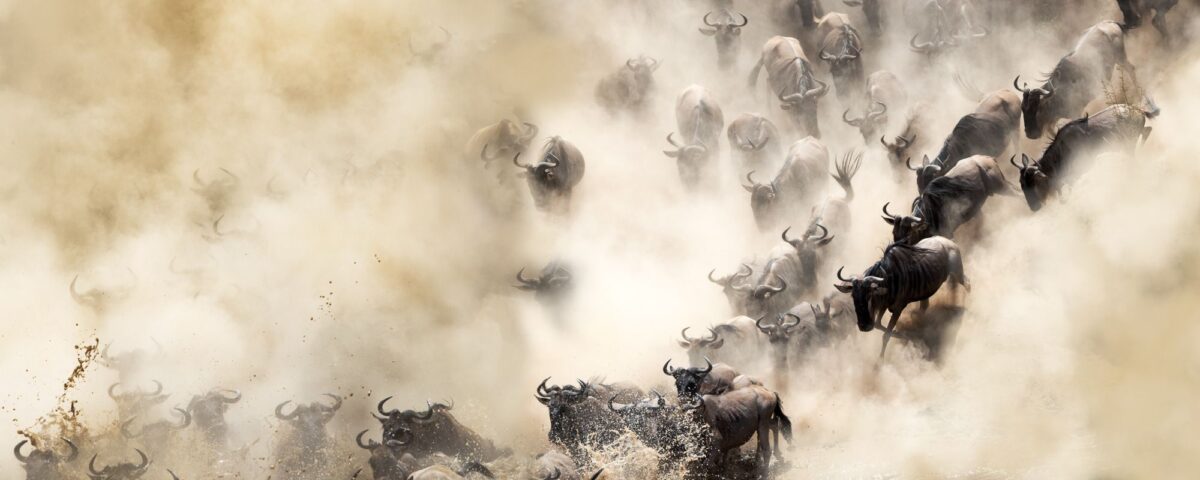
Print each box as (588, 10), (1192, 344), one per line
(679, 386), (792, 477)
(535, 378), (642, 462)
(815, 13), (865, 107)
(373, 398), (508, 462)
(749, 36), (829, 137)
(1117, 0), (1179, 41)
(1014, 20), (1150, 139)
(594, 56), (659, 113)
(356, 429), (419, 480)
(86, 450), (149, 480)
(186, 389), (241, 447)
(912, 89), (1021, 193)
(663, 85), (724, 190)
(842, 0), (882, 34)
(887, 155), (1013, 243)
(707, 264), (754, 315)
(14, 438), (77, 480)
(1013, 104), (1151, 211)
(744, 136), (830, 231)
(727, 113), (783, 175)
(663, 358), (759, 399)
(109, 381), (169, 423)
(466, 119), (538, 168)
(699, 10), (749, 70)
(514, 261), (572, 305)
(677, 316), (765, 367)
(835, 236), (969, 358)
(806, 150), (862, 239)
(843, 71), (907, 145)
(274, 394), (342, 474)
(514, 137), (585, 214)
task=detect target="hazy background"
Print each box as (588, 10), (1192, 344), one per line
(1, 0), (1198, 478)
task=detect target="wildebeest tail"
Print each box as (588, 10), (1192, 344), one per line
(832, 150), (862, 202)
(460, 461), (495, 479)
(774, 393), (793, 442)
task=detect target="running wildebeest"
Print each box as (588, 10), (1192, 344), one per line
(835, 236), (969, 358)
(1014, 20), (1151, 139)
(273, 394), (342, 475)
(1013, 103), (1151, 211)
(756, 300), (842, 373)
(466, 119), (538, 168)
(699, 10), (749, 70)
(744, 136), (830, 231)
(86, 449), (149, 480)
(186, 389), (241, 447)
(663, 358), (758, 399)
(805, 150), (862, 239)
(595, 56), (659, 113)
(679, 386), (792, 477)
(815, 13), (865, 107)
(356, 428), (419, 480)
(109, 381), (169, 423)
(912, 88), (1021, 193)
(888, 155), (1014, 243)
(708, 264), (754, 315)
(727, 113), (783, 175)
(373, 398), (509, 462)
(514, 261), (572, 306)
(514, 137), (585, 214)
(535, 378), (642, 462)
(663, 85), (724, 190)
(1117, 0), (1178, 41)
(905, 0), (987, 57)
(843, 71), (907, 146)
(14, 438), (77, 480)
(749, 36), (829, 137)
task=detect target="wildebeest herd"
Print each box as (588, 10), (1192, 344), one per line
(14, 0), (1187, 479)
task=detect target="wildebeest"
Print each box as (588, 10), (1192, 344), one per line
(356, 429), (419, 480)
(805, 150), (862, 239)
(742, 222), (837, 320)
(120, 408), (191, 448)
(905, 0), (987, 57)
(109, 381), (169, 423)
(594, 56), (659, 113)
(466, 119), (539, 168)
(273, 394), (343, 474)
(707, 264), (754, 315)
(1014, 21), (1147, 139)
(699, 10), (749, 70)
(726, 113), (783, 175)
(749, 36), (829, 137)
(663, 85), (724, 190)
(679, 386), (792, 477)
(374, 398), (509, 462)
(663, 359), (758, 399)
(842, 0), (882, 34)
(835, 236), (969, 357)
(535, 378), (641, 462)
(514, 137), (585, 214)
(514, 261), (572, 305)
(815, 13), (865, 107)
(405, 463), (494, 480)
(677, 316), (765, 367)
(1013, 104), (1150, 211)
(888, 155), (1013, 243)
(14, 438), (77, 480)
(843, 71), (907, 145)
(186, 389), (240, 447)
(915, 89), (1021, 191)
(97, 341), (161, 382)
(1117, 0), (1179, 41)
(744, 136), (830, 231)
(86, 449), (149, 480)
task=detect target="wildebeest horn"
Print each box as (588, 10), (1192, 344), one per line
(809, 223), (830, 241)
(607, 395), (626, 413)
(1013, 75), (1027, 93)
(755, 315), (773, 333)
(59, 438), (77, 461)
(109, 383), (122, 399)
(734, 13), (748, 27)
(783, 312), (803, 329)
(147, 380), (163, 396)
(681, 327), (698, 342)
(898, 134), (915, 148)
(512, 152), (532, 169)
(575, 379), (590, 397)
(88, 454), (102, 475)
(428, 399), (454, 411)
(836, 266), (853, 282)
(69, 275), (86, 304)
(219, 389), (241, 403)
(275, 401), (299, 420)
(867, 102), (887, 119)
(120, 417), (140, 438)
(665, 132), (682, 148)
(755, 274), (786, 296)
(412, 403), (436, 422)
(662, 359), (675, 375)
(842, 108), (863, 126)
(882, 202), (898, 220)
(544, 467), (562, 480)
(13, 440), (29, 463)
(742, 171), (759, 192)
(172, 407), (191, 429)
(906, 157), (921, 171)
(356, 429), (376, 450)
(515, 268), (538, 288)
(806, 78), (829, 99)
(707, 269), (724, 285)
(536, 377), (553, 398)
(135, 449), (149, 470)
(702, 11), (717, 26)
(910, 34), (933, 52)
(1010, 155), (1023, 170)
(699, 357), (714, 375)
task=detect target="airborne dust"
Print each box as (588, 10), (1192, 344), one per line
(2, 0), (1199, 478)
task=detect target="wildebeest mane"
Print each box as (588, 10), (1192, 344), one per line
(933, 113), (1008, 165)
(918, 165), (987, 234)
(1038, 114), (1091, 175)
(867, 243), (940, 302)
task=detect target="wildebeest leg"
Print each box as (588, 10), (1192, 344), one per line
(879, 307), (905, 358)
(747, 57), (764, 90)
(1151, 10), (1170, 42)
(758, 417), (772, 477)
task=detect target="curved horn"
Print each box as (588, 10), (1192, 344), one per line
(867, 102), (887, 120)
(806, 78), (829, 99)
(146, 380), (163, 396)
(134, 449), (149, 470)
(274, 401), (298, 420)
(512, 152), (532, 170)
(61, 438), (78, 461)
(88, 454), (102, 475)
(172, 407), (191, 429)
(662, 359), (675, 375)
(781, 226), (800, 247)
(120, 418), (140, 439)
(109, 383), (122, 400)
(536, 377), (552, 397)
(666, 132), (682, 148)
(809, 223), (830, 241)
(377, 396), (397, 416)
(783, 312), (803, 329)
(219, 389), (242, 403)
(755, 274), (786, 295)
(882, 202), (898, 220)
(842, 108), (863, 126)
(356, 430), (375, 450)
(322, 393), (342, 412)
(910, 33), (933, 52)
(681, 327), (697, 342)
(836, 266), (853, 282)
(515, 268), (538, 287)
(699, 358), (714, 375)
(1013, 75), (1027, 93)
(702, 11), (717, 26)
(906, 157), (921, 171)
(707, 269), (724, 286)
(607, 395), (625, 413)
(755, 315), (773, 333)
(13, 440), (29, 463)
(69, 275), (86, 304)
(1010, 155), (1022, 170)
(734, 13), (748, 27)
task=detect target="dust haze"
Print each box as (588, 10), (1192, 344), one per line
(2, 0), (1199, 478)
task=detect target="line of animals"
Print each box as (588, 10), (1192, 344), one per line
(24, 0), (1181, 479)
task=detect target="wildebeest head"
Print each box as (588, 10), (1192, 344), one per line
(1012, 154), (1050, 211)
(777, 72), (828, 132)
(908, 29), (960, 57)
(676, 327), (726, 365)
(728, 116), (772, 153)
(514, 262), (572, 302)
(699, 11), (748, 68)
(14, 438), (78, 477)
(842, 102), (887, 142)
(186, 389), (240, 441)
(708, 264), (753, 313)
(880, 202), (928, 245)
(880, 133), (917, 166)
(906, 155), (943, 193)
(743, 171), (785, 227)
(1014, 76), (1055, 139)
(120, 407), (191, 440)
(275, 394), (342, 437)
(97, 340), (161, 380)
(819, 25), (863, 82)
(782, 224), (833, 263)
(662, 358), (713, 399)
(109, 381), (170, 419)
(357, 428), (415, 479)
(513, 149), (563, 187)
(663, 132), (710, 187)
(834, 266), (887, 332)
(535, 378), (594, 444)
(481, 120), (538, 164)
(755, 314), (800, 346)
(87, 449), (150, 480)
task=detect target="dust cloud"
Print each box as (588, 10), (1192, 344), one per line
(1, 0), (1198, 478)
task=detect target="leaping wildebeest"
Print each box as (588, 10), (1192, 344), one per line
(726, 113), (784, 175)
(815, 13), (865, 107)
(911, 88), (1021, 193)
(514, 137), (585, 214)
(1013, 103), (1151, 211)
(1014, 20), (1152, 140)
(663, 85), (724, 190)
(373, 398), (509, 462)
(887, 155), (1014, 244)
(679, 385), (792, 477)
(842, 71), (907, 147)
(805, 150), (862, 240)
(748, 36), (829, 137)
(743, 136), (830, 231)
(14, 438), (77, 480)
(699, 10), (749, 70)
(835, 236), (969, 358)
(594, 56), (659, 113)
